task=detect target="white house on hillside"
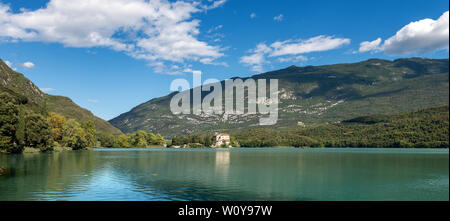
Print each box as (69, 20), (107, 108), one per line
(213, 133), (231, 147)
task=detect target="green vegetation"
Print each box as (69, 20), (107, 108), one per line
(0, 92), (99, 153)
(96, 130), (165, 148)
(169, 106), (449, 148)
(0, 92), (167, 153)
(110, 58), (449, 137)
(0, 59), (121, 136)
(171, 133), (215, 147)
(232, 106), (449, 148)
(46, 95), (122, 135)
(0, 58), (126, 153)
(2, 57), (449, 151)
(0, 92), (21, 153)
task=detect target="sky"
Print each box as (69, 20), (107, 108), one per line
(0, 0), (448, 120)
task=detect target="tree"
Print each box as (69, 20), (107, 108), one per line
(129, 130), (148, 147)
(62, 119), (88, 150)
(203, 135), (213, 147)
(230, 136), (239, 147)
(152, 133), (165, 145)
(82, 120), (96, 147)
(0, 92), (20, 152)
(97, 133), (115, 148)
(115, 134), (130, 148)
(47, 112), (66, 144)
(24, 113), (51, 149)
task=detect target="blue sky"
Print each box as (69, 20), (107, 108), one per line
(0, 0), (448, 120)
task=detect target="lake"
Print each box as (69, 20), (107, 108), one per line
(0, 148), (448, 201)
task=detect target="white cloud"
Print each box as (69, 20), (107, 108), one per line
(207, 24), (223, 33)
(358, 38), (382, 53)
(250, 13), (256, 19)
(3, 60), (17, 71)
(0, 0), (227, 74)
(358, 11), (449, 55)
(240, 53), (266, 72)
(4, 60), (13, 68)
(383, 11), (449, 55)
(239, 43), (271, 72)
(269, 36), (350, 57)
(273, 14), (284, 21)
(40, 88), (56, 92)
(240, 35), (350, 72)
(278, 55), (308, 63)
(88, 99), (99, 103)
(203, 0), (227, 10)
(19, 62), (35, 68)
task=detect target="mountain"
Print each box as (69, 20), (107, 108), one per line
(172, 105), (449, 148)
(110, 58), (449, 137)
(0, 59), (122, 135)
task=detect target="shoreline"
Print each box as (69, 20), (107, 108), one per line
(2, 146), (448, 155)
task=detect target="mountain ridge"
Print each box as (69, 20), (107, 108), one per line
(109, 57), (449, 137)
(0, 59), (122, 135)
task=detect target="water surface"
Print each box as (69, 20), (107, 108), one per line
(0, 148), (448, 201)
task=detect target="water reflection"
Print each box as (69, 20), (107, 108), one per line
(0, 148), (448, 201)
(215, 150), (230, 179)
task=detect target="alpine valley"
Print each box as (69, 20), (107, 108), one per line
(109, 58), (449, 137)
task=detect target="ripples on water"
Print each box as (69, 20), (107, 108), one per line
(0, 148), (448, 201)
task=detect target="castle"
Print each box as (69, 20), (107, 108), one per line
(213, 133), (231, 147)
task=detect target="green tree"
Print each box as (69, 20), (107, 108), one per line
(82, 120), (96, 147)
(115, 134), (130, 148)
(129, 130), (148, 147)
(203, 135), (213, 147)
(97, 133), (115, 147)
(62, 119), (88, 150)
(47, 112), (66, 144)
(24, 113), (52, 149)
(152, 133), (165, 145)
(0, 92), (20, 153)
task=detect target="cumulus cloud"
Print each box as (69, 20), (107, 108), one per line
(240, 35), (350, 72)
(19, 62), (35, 68)
(0, 0), (227, 74)
(383, 11), (449, 55)
(358, 11), (449, 55)
(240, 43), (272, 72)
(240, 53), (266, 72)
(273, 14), (284, 21)
(358, 38), (382, 53)
(269, 35), (350, 57)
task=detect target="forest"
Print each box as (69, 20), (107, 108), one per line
(2, 88), (448, 153)
(170, 105), (449, 148)
(0, 92), (165, 153)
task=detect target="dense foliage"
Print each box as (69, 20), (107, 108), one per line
(0, 93), (20, 153)
(229, 106), (449, 148)
(0, 92), (99, 153)
(96, 130), (165, 148)
(170, 106), (449, 148)
(0, 59), (121, 136)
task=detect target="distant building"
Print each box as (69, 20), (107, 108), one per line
(213, 133), (231, 147)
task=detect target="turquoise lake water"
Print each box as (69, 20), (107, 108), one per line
(0, 148), (448, 201)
